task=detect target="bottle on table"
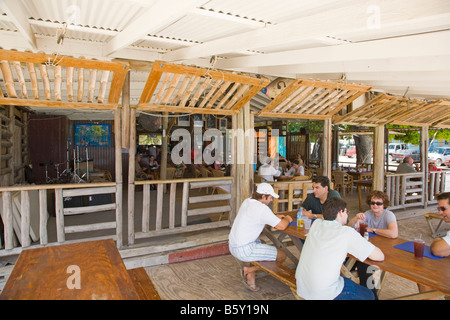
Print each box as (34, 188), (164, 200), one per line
(297, 208), (304, 231)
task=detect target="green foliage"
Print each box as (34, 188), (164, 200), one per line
(287, 122), (450, 145)
(387, 124), (450, 145)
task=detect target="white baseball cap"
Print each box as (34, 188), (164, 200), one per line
(256, 183), (279, 199)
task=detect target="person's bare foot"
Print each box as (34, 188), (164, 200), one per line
(243, 266), (260, 292)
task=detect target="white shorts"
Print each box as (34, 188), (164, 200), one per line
(229, 240), (277, 262)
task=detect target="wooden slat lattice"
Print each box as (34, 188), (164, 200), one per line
(334, 94), (450, 127)
(0, 50), (129, 110)
(258, 79), (372, 120)
(138, 61), (270, 115)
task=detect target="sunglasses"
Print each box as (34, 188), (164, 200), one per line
(369, 201), (383, 206)
(437, 206), (449, 212)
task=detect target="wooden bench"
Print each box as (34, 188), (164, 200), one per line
(251, 261), (303, 300)
(424, 213), (446, 238)
(127, 267), (161, 300)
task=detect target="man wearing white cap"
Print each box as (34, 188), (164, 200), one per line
(229, 183), (293, 291)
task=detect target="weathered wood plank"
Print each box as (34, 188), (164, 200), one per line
(187, 205), (231, 216)
(188, 193), (231, 204)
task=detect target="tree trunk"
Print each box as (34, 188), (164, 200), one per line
(354, 135), (373, 164)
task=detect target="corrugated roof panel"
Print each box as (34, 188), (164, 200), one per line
(203, 0), (339, 24)
(20, 0), (147, 32)
(155, 13), (251, 43)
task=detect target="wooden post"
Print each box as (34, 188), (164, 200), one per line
(230, 114), (237, 223)
(161, 112), (168, 181)
(2, 191), (14, 249)
(243, 103), (253, 200)
(55, 188), (65, 243)
(420, 126), (429, 207)
(39, 189), (48, 245)
(232, 103), (253, 215)
(20, 190), (31, 247)
(114, 106), (123, 248)
(8, 106), (14, 186)
(128, 106), (136, 245)
(323, 118), (332, 178)
(122, 71), (130, 148)
(373, 124), (385, 191)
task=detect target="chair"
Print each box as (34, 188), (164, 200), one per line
(303, 169), (314, 179)
(315, 167), (323, 177)
(254, 174), (264, 183)
(212, 169), (225, 177)
(200, 167), (212, 193)
(291, 175), (311, 181)
(211, 169), (225, 194)
(200, 166), (211, 178)
(174, 167), (185, 179)
(166, 167), (176, 180)
(332, 171), (353, 196)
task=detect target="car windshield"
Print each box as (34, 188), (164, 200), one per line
(431, 148), (448, 154)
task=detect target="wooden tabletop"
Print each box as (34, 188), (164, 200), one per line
(0, 239), (140, 300)
(278, 216), (450, 296)
(276, 175), (293, 181)
(366, 236), (450, 295)
(282, 225), (309, 240)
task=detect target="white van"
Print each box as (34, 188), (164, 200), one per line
(388, 143), (406, 155)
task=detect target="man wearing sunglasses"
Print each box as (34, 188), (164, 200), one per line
(431, 192), (450, 257)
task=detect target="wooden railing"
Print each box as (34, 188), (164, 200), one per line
(268, 181), (313, 213)
(385, 171), (447, 210)
(132, 177), (233, 245)
(0, 182), (120, 257)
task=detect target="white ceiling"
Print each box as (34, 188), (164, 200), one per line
(0, 0), (449, 116)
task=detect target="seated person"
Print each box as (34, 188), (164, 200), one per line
(428, 161), (439, 172)
(418, 192), (450, 297)
(148, 155), (159, 169)
(229, 183), (293, 292)
(258, 157), (281, 182)
(396, 156), (417, 173)
(135, 154), (152, 179)
(285, 159), (305, 176)
(301, 176), (341, 220)
(295, 197), (384, 300)
(347, 190), (398, 299)
(147, 155), (159, 179)
(174, 161), (187, 178)
(293, 152), (305, 166)
(431, 192), (450, 257)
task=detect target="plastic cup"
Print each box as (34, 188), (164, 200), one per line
(304, 217), (311, 230)
(413, 238), (425, 258)
(359, 222), (367, 237)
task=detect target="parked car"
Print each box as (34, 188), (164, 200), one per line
(346, 145), (356, 158)
(388, 143), (407, 155)
(428, 147), (450, 167)
(392, 146), (420, 163)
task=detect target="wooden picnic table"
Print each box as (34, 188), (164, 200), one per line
(0, 239), (142, 300)
(262, 211), (307, 265)
(264, 213), (450, 299)
(348, 236), (450, 300)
